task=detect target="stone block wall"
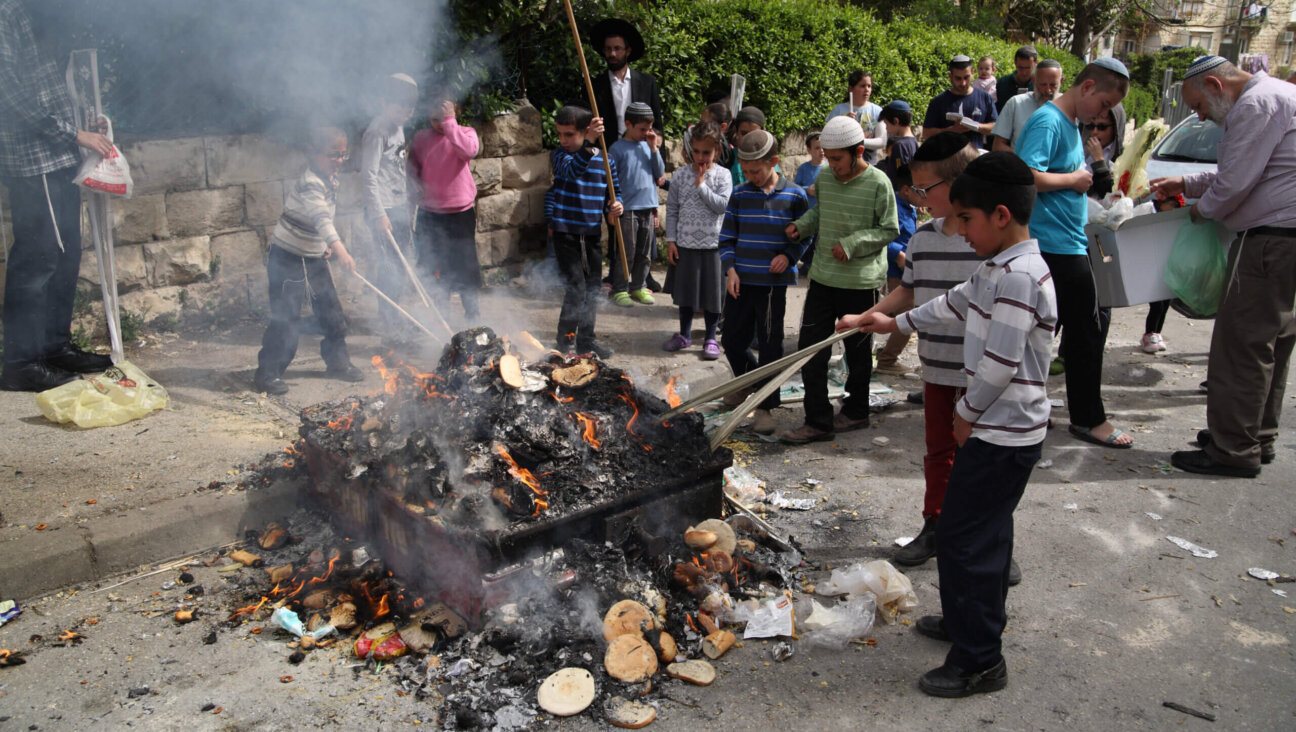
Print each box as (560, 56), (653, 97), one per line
(0, 101), (551, 318)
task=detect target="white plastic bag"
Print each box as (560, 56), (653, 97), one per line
(816, 560), (919, 623)
(74, 119), (133, 198)
(798, 596), (876, 649)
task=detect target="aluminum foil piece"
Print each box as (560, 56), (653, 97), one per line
(1248, 568), (1279, 580)
(1167, 536), (1218, 558)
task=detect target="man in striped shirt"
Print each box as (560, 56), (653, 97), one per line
(782, 115), (899, 443)
(844, 152), (1055, 697)
(718, 130), (809, 435)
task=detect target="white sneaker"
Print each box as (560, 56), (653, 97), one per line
(1141, 332), (1166, 353)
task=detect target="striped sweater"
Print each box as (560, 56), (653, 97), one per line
(271, 168), (340, 258)
(547, 145), (621, 235)
(900, 218), (985, 387)
(793, 164), (899, 290)
(898, 239), (1057, 446)
(718, 176), (809, 287)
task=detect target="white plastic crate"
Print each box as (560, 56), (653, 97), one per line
(1085, 206), (1234, 308)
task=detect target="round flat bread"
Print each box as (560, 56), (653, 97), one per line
(605, 696), (657, 728)
(605, 634), (659, 683)
(603, 600), (656, 642)
(694, 519), (736, 555)
(537, 667), (595, 717)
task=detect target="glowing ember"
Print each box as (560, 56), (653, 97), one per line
(326, 408), (356, 432)
(548, 390), (574, 403)
(573, 412), (601, 449)
(664, 375), (682, 408)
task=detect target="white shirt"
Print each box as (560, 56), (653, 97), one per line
(610, 68), (631, 135)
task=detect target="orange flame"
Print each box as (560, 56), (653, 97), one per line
(549, 391), (574, 404)
(308, 555), (339, 585)
(326, 407), (356, 432)
(494, 445), (549, 516)
(371, 354), (399, 395)
(664, 375), (682, 408)
(573, 413), (601, 449)
(375, 593), (391, 618)
(618, 393), (641, 435)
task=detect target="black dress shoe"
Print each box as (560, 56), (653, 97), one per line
(326, 363), (366, 383)
(1196, 429), (1274, 464)
(0, 362), (79, 392)
(1008, 559), (1022, 587)
(253, 375), (289, 396)
(906, 391), (924, 405)
(914, 615), (950, 642)
(895, 517), (937, 566)
(918, 658), (1008, 698)
(1171, 449), (1260, 478)
(45, 344), (113, 374)
(645, 275), (663, 293)
(580, 341), (614, 360)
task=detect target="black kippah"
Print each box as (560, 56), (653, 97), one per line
(963, 151), (1035, 186)
(913, 132), (970, 162)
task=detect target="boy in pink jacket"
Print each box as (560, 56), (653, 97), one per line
(409, 96), (482, 320)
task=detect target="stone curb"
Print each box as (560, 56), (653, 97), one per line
(0, 479), (305, 602)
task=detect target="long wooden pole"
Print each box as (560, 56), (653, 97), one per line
(351, 271), (443, 344)
(383, 230), (453, 337)
(559, 0), (631, 283)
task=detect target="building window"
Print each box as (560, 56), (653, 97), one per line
(1284, 35), (1294, 66)
(1189, 32), (1213, 52)
(1182, 0), (1204, 20)
(1123, 38), (1137, 55)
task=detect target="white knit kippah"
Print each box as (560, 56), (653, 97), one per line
(819, 115), (866, 150)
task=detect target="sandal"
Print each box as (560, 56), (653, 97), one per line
(1068, 424), (1133, 449)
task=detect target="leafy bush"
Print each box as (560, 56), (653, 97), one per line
(476, 0), (1082, 139)
(1120, 46), (1208, 126)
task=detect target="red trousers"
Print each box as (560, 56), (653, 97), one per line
(922, 382), (963, 518)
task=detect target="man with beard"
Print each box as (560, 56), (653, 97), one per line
(921, 55), (998, 150)
(991, 59), (1063, 152)
(590, 17), (664, 291)
(995, 46), (1038, 113)
(1150, 56), (1296, 478)
(0, 0), (116, 391)
(590, 18), (663, 145)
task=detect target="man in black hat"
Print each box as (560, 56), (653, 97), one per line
(590, 18), (663, 145)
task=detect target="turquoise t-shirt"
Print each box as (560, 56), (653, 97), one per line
(1015, 102), (1087, 255)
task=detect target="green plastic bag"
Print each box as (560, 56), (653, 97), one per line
(1163, 219), (1227, 317)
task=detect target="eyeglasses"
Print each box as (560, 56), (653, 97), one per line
(1082, 123), (1113, 131)
(909, 179), (948, 200)
(321, 151), (349, 162)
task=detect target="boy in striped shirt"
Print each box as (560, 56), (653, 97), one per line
(843, 152), (1056, 698)
(857, 133), (982, 568)
(718, 130), (810, 435)
(548, 105), (623, 358)
(782, 115), (899, 443)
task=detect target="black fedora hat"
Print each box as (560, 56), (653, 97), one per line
(590, 18), (645, 63)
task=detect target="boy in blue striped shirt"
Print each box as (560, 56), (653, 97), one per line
(548, 105), (623, 357)
(719, 130), (810, 434)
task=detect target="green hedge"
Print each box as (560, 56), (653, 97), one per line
(508, 0), (1083, 140)
(1121, 46), (1208, 126)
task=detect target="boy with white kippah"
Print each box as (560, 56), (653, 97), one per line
(782, 114), (899, 443)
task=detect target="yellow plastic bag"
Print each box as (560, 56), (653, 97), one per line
(36, 360), (168, 428)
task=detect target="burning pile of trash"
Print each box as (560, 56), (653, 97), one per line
(297, 327), (715, 526)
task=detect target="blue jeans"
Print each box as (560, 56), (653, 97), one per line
(2, 168), (82, 367)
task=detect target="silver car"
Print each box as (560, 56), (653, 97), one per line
(1144, 117), (1221, 202)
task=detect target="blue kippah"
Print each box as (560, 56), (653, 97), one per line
(883, 100), (911, 113)
(1184, 55), (1228, 80)
(1089, 57), (1130, 78)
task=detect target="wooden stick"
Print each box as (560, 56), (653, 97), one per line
(559, 0), (631, 283)
(664, 328), (860, 419)
(352, 271), (443, 344)
(383, 229), (453, 337)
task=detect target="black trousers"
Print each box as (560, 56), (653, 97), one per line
(722, 285), (787, 411)
(1145, 300), (1171, 334)
(553, 230), (603, 349)
(256, 246), (351, 380)
(1042, 252), (1107, 428)
(937, 437), (1041, 671)
(797, 281), (876, 430)
(2, 168), (82, 367)
(416, 207), (482, 318)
